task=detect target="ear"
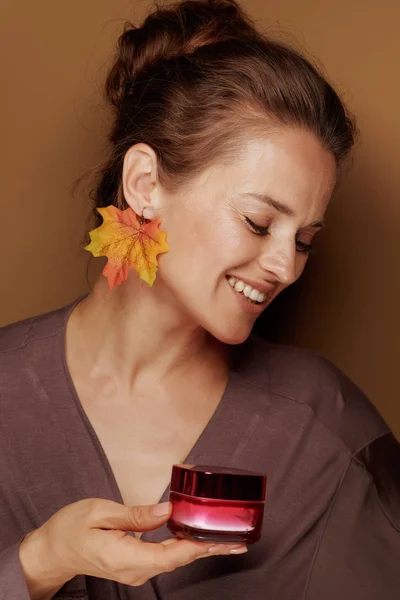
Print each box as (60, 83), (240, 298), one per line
(121, 143), (161, 220)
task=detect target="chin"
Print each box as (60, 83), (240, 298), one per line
(177, 290), (256, 345)
(207, 321), (254, 346)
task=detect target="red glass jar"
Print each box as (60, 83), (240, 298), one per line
(167, 464), (267, 544)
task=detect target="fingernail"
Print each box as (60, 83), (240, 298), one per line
(229, 546), (248, 554)
(152, 501), (172, 516)
(207, 544), (248, 555)
(207, 545), (222, 553)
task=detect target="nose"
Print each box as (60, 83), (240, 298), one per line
(257, 240), (298, 286)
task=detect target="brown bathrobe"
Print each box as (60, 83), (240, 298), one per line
(1, 299), (399, 599)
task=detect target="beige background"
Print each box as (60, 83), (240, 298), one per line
(1, 1), (399, 437)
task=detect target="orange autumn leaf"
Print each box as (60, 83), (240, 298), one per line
(84, 206), (169, 289)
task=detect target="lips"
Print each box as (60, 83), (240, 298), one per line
(227, 277), (266, 303)
(226, 275), (276, 295)
(225, 276), (276, 317)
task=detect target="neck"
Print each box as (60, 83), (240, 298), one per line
(67, 276), (229, 389)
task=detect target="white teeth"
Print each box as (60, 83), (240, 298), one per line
(243, 285), (253, 298)
(227, 277), (266, 304)
(234, 280), (245, 292)
(250, 289), (260, 301)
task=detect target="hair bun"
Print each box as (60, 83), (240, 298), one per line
(106, 0), (255, 110)
(86, 0), (355, 225)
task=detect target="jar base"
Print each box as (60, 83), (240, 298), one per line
(167, 521), (260, 544)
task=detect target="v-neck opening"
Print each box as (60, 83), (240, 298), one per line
(59, 296), (238, 513)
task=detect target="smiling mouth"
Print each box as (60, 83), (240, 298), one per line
(226, 276), (270, 305)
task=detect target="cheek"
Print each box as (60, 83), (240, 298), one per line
(159, 217), (225, 285)
(217, 213), (258, 261)
(161, 204), (254, 285)
(192, 212), (250, 269)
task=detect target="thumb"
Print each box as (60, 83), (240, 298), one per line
(89, 499), (173, 532)
(126, 501), (173, 532)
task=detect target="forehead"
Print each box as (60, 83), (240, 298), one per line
(220, 127), (337, 217)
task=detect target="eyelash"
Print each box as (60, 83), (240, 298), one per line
(245, 217), (313, 254)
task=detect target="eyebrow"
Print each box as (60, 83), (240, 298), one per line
(240, 192), (326, 229)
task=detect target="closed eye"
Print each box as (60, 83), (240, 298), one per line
(245, 217), (269, 236)
(245, 217), (313, 253)
(296, 240), (313, 253)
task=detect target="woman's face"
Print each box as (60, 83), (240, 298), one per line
(155, 127), (336, 344)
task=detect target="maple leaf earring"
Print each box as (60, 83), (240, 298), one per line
(84, 205), (170, 290)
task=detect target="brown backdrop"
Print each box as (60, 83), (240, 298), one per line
(1, 0), (399, 437)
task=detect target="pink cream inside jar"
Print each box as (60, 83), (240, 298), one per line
(167, 464), (267, 544)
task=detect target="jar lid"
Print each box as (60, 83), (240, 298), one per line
(170, 464), (267, 501)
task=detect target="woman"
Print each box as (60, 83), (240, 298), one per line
(1, 0), (399, 598)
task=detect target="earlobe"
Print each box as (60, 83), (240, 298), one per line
(122, 143), (159, 217)
(142, 205), (158, 221)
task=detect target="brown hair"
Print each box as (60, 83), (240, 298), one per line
(90, 0), (356, 224)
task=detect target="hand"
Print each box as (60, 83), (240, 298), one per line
(19, 498), (247, 595)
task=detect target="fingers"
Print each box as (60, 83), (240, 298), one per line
(82, 498), (249, 588)
(139, 537), (248, 575)
(160, 538), (177, 546)
(86, 499), (172, 532)
(159, 538), (248, 557)
(113, 538), (248, 587)
(126, 502), (173, 532)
